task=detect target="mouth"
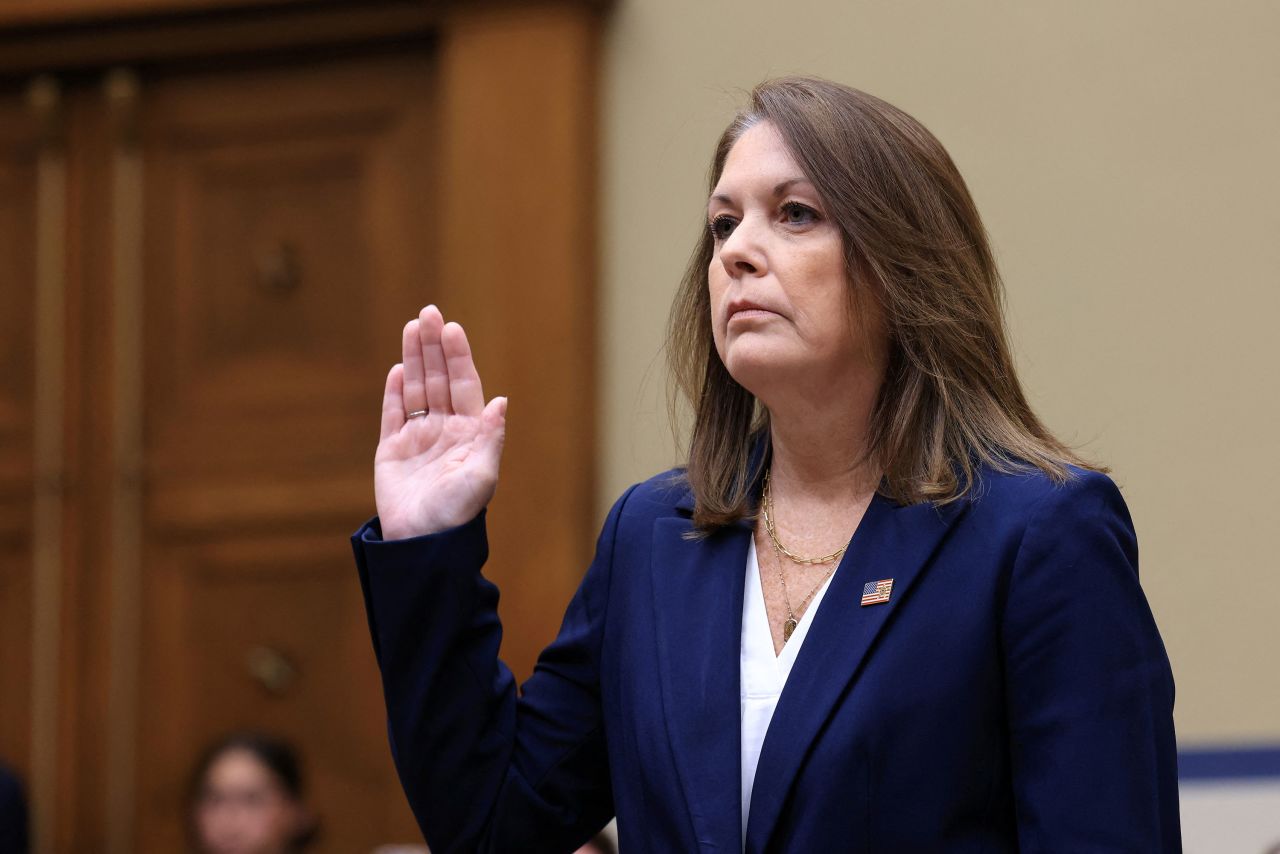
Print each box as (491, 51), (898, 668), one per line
(727, 301), (779, 323)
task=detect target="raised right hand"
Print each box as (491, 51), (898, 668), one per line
(374, 305), (507, 540)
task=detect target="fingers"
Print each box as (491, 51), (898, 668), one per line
(381, 363), (406, 440)
(394, 306), (483, 426)
(401, 320), (427, 416)
(441, 321), (485, 416)
(418, 305), (453, 415)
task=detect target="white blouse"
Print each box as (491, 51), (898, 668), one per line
(739, 537), (836, 849)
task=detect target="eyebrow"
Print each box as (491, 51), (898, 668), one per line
(709, 177), (812, 206)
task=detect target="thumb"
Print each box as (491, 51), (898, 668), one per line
(477, 396), (507, 469)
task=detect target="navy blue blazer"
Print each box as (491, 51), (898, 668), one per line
(352, 465), (1180, 853)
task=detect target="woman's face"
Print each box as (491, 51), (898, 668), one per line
(194, 749), (305, 854)
(707, 121), (879, 401)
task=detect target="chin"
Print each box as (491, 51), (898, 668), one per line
(720, 347), (796, 397)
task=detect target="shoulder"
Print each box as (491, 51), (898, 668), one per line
(965, 464), (1131, 534)
(961, 465), (1142, 608)
(607, 467), (693, 522)
(588, 468), (693, 560)
(943, 464), (1137, 584)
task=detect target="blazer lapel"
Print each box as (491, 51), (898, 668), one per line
(651, 513), (750, 852)
(744, 494), (969, 853)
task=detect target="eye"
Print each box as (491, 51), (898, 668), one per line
(781, 201), (819, 226)
(708, 214), (738, 241)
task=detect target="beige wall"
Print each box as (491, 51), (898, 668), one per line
(599, 0), (1279, 742)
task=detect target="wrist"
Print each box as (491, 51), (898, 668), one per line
(377, 509), (473, 541)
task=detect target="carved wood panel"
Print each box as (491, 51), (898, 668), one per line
(141, 53), (435, 492)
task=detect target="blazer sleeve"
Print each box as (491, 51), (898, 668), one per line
(1002, 470), (1181, 852)
(351, 485), (637, 854)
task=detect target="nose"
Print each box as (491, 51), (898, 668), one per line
(718, 215), (767, 278)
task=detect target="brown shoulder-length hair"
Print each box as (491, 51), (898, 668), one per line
(668, 76), (1101, 530)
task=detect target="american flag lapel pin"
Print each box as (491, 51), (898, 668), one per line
(860, 578), (893, 607)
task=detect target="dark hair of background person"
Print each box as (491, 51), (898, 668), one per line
(667, 76), (1101, 530)
(186, 731), (319, 853)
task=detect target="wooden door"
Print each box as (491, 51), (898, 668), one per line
(128, 50), (435, 852)
(0, 4), (602, 851)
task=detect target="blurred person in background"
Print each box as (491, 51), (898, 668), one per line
(188, 732), (317, 854)
(0, 761), (27, 854)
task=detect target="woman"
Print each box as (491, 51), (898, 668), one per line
(353, 77), (1179, 852)
(189, 732), (317, 854)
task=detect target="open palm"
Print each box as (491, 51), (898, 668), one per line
(374, 305), (507, 540)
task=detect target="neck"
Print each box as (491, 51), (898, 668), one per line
(761, 370), (882, 501)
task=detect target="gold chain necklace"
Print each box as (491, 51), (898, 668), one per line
(770, 538), (839, 643)
(761, 469), (849, 566)
(761, 470), (848, 643)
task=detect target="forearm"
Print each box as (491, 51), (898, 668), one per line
(353, 490), (625, 853)
(354, 511), (518, 850)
